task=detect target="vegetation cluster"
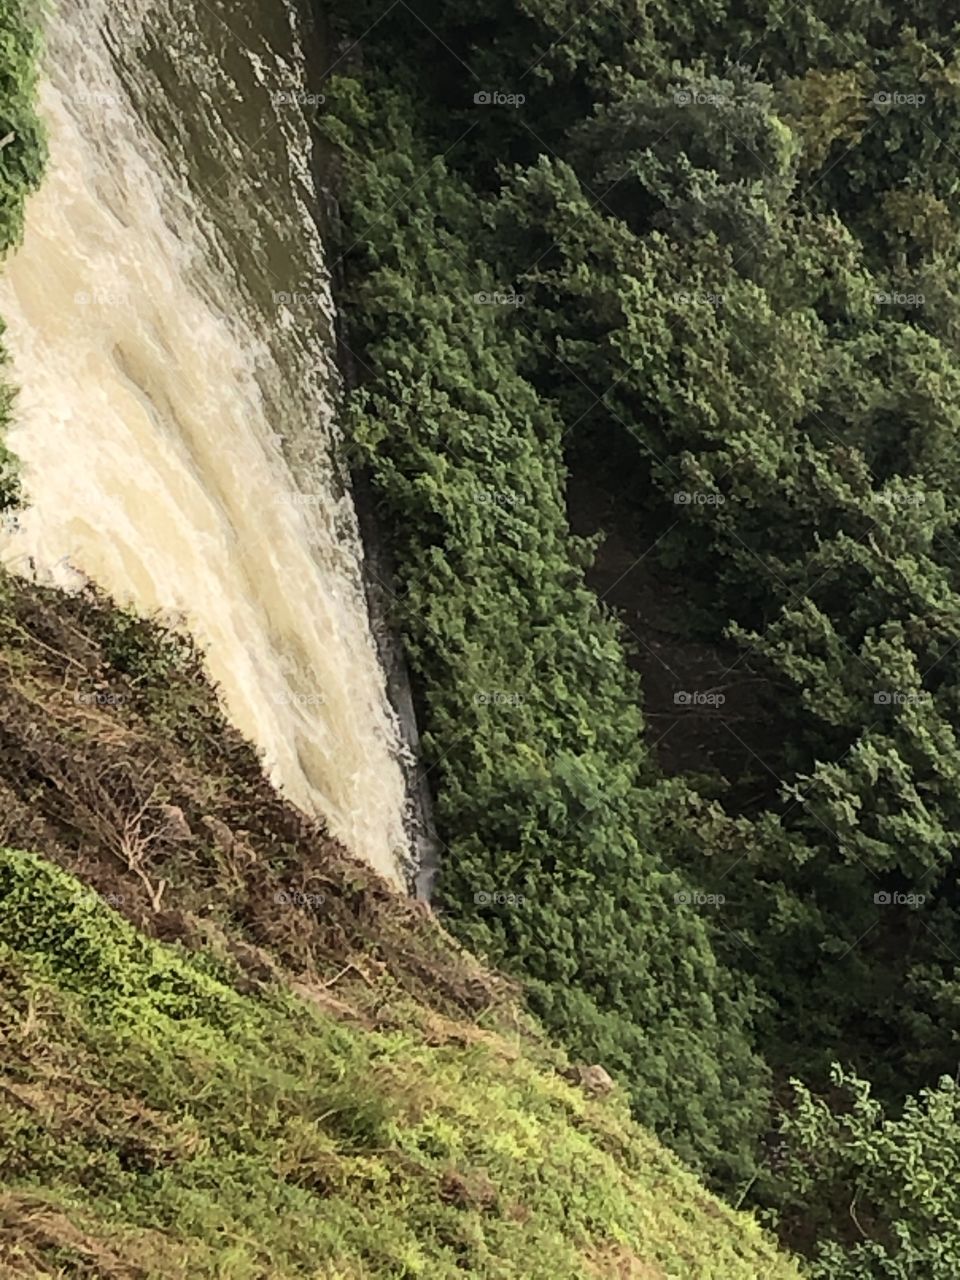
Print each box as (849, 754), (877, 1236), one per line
(319, 1), (960, 1271)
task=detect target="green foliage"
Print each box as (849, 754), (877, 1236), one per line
(321, 0), (960, 1267)
(96, 600), (195, 687)
(766, 1066), (960, 1279)
(0, 0), (44, 511)
(0, 849), (253, 1036)
(491, 87), (960, 1100)
(0, 0), (45, 247)
(322, 76), (769, 1188)
(3, 0), (957, 1266)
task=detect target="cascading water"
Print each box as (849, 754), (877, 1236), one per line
(0, 0), (410, 885)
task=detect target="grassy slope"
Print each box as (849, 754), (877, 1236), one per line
(0, 572), (801, 1279)
(0, 845), (799, 1280)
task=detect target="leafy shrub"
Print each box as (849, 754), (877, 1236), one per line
(767, 1066), (960, 1279)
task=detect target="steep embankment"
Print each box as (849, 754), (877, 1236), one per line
(0, 572), (803, 1278)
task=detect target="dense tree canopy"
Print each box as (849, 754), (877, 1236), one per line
(319, 0), (960, 1269)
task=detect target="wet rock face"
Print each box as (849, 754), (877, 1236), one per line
(350, 465), (442, 899)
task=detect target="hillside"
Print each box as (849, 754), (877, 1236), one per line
(0, 571), (800, 1278)
(10, 0), (960, 1272)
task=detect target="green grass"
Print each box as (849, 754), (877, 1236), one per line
(0, 570), (800, 1275)
(0, 845), (800, 1279)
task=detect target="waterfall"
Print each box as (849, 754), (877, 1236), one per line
(0, 0), (410, 885)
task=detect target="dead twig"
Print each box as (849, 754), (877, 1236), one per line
(321, 961), (375, 989)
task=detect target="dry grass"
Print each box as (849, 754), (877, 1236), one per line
(0, 573), (520, 1030)
(0, 1193), (173, 1279)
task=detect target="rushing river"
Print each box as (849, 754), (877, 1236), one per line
(0, 0), (410, 885)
